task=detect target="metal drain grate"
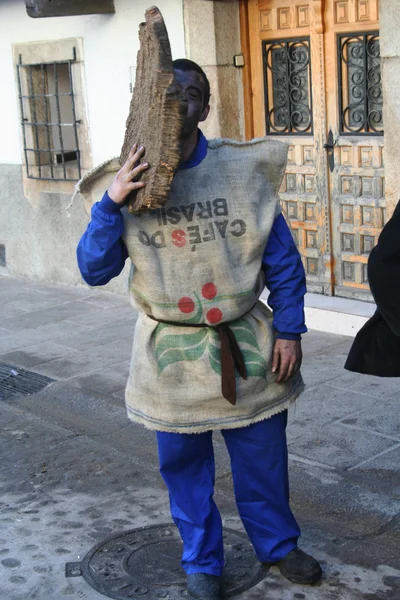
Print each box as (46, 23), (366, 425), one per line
(0, 362), (54, 401)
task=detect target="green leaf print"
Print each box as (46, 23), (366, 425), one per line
(207, 336), (222, 376)
(241, 349), (267, 379)
(153, 315), (267, 381)
(230, 318), (267, 378)
(153, 322), (171, 343)
(230, 318), (260, 349)
(155, 328), (208, 373)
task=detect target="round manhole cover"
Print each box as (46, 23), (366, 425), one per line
(78, 524), (268, 599)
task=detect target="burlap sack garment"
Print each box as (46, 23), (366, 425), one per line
(73, 137), (304, 433)
(120, 137), (305, 432)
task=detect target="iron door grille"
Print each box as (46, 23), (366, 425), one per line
(338, 32), (383, 136)
(16, 47), (82, 181)
(262, 37), (313, 136)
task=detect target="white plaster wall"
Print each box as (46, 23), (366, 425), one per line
(0, 0), (185, 167)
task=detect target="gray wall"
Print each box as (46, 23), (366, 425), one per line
(381, 0), (400, 216)
(183, 0), (245, 141)
(0, 164), (129, 292)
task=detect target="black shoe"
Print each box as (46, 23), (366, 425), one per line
(187, 573), (222, 599)
(274, 548), (322, 585)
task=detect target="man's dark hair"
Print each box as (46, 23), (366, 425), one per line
(173, 59), (211, 107)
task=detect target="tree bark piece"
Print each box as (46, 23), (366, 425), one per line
(120, 6), (186, 213)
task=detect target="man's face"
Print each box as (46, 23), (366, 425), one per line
(173, 69), (210, 136)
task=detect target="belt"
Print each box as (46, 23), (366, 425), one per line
(148, 316), (247, 405)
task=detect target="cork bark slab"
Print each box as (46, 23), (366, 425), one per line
(120, 6), (186, 213)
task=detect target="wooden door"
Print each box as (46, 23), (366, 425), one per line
(324, 1), (383, 300)
(243, 0), (384, 300)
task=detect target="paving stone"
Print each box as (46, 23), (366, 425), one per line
(78, 292), (130, 309)
(16, 280), (98, 301)
(325, 370), (400, 399)
(0, 305), (28, 319)
(0, 321), (93, 355)
(112, 387), (126, 397)
(56, 317), (137, 351)
(0, 288), (42, 312)
(355, 446), (400, 493)
(0, 341), (75, 369)
(33, 338), (133, 379)
(0, 301), (99, 332)
(65, 305), (137, 327)
(290, 422), (398, 470)
(287, 384), (378, 441)
(0, 279), (122, 309)
(0, 276), (29, 289)
(300, 343), (352, 389)
(340, 396), (400, 440)
(0, 288), (36, 307)
(2, 290), (86, 313)
(74, 362), (130, 395)
(302, 330), (352, 357)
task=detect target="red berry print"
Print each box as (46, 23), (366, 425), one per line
(202, 282), (217, 300)
(178, 297), (195, 313)
(206, 308), (223, 324)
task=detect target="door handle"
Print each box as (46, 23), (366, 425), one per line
(324, 129), (336, 173)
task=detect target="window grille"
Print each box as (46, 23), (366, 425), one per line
(16, 47), (82, 181)
(262, 37), (313, 135)
(338, 32), (383, 135)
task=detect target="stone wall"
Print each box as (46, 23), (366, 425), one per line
(0, 165), (130, 293)
(380, 0), (400, 216)
(183, 0), (245, 141)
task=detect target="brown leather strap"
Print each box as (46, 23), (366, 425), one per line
(148, 316), (247, 405)
(216, 323), (247, 405)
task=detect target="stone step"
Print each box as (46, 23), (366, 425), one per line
(260, 291), (376, 337)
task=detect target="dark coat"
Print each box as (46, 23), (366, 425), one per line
(345, 201), (400, 377)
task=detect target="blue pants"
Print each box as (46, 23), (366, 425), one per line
(157, 411), (300, 576)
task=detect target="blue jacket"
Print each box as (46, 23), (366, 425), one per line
(77, 131), (307, 340)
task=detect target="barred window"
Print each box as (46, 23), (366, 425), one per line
(262, 37), (313, 135)
(17, 48), (82, 181)
(338, 32), (383, 135)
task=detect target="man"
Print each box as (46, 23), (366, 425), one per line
(77, 59), (322, 598)
(345, 201), (400, 377)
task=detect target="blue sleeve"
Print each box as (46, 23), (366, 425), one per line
(262, 213), (307, 340)
(76, 191), (129, 286)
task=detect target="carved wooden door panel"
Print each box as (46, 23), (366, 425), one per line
(247, 0), (333, 294)
(244, 0), (384, 300)
(325, 0), (383, 300)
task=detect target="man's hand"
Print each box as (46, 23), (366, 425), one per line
(272, 339), (302, 383)
(108, 144), (149, 205)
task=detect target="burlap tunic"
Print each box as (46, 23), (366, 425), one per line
(122, 138), (304, 433)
